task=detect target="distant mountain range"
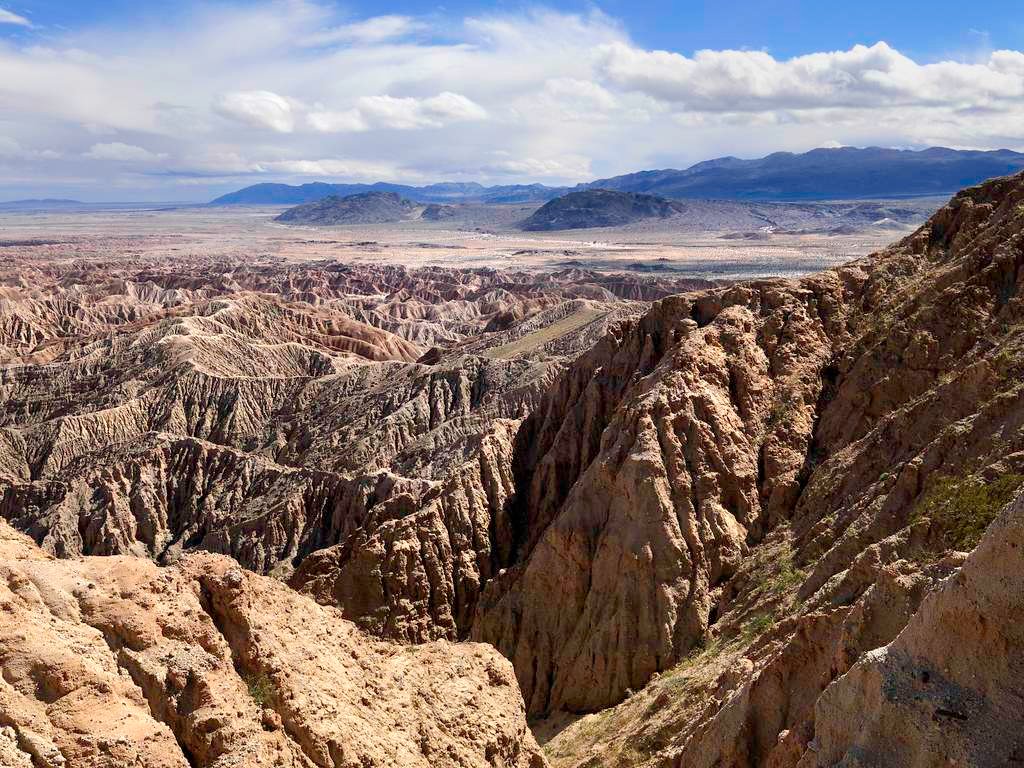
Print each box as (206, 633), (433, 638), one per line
(211, 181), (561, 206)
(0, 198), (84, 211)
(211, 147), (1024, 206)
(580, 147), (1024, 201)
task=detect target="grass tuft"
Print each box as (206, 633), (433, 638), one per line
(243, 670), (275, 708)
(913, 473), (1024, 551)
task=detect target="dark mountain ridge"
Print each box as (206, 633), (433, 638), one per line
(213, 181), (564, 206)
(210, 147), (1024, 207)
(580, 146), (1024, 201)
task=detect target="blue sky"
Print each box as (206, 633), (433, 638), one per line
(5, 0), (1021, 59)
(1, 0), (1023, 200)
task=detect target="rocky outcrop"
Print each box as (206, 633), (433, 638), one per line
(474, 171), (1024, 719)
(5, 172), (1024, 768)
(0, 519), (546, 768)
(472, 271), (860, 714)
(521, 190), (683, 231)
(0, 260), (675, 646)
(802, 492), (1024, 767)
(521, 174), (1024, 761)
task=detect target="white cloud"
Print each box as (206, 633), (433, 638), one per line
(596, 41), (1024, 111)
(262, 158), (407, 180)
(301, 15), (424, 47)
(358, 92), (488, 129)
(0, 136), (62, 160)
(84, 142), (166, 162)
(0, 136), (21, 155)
(481, 154), (592, 178)
(309, 92), (487, 132)
(214, 90), (295, 133)
(307, 108), (368, 132)
(0, 1), (1023, 201)
(0, 7), (31, 27)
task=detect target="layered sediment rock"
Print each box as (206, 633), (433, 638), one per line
(4, 173), (1024, 768)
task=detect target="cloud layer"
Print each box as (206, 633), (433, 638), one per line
(0, 1), (1022, 200)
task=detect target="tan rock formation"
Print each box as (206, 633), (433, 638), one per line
(525, 175), (1024, 765)
(0, 519), (546, 768)
(802, 492), (1024, 767)
(472, 171), (1024, 720)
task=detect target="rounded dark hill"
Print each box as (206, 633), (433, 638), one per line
(276, 191), (419, 225)
(421, 203), (458, 221)
(520, 189), (682, 231)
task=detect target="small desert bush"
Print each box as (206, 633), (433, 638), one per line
(243, 671), (275, 708)
(913, 473), (1024, 551)
(740, 613), (775, 643)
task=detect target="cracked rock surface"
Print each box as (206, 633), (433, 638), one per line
(0, 519), (546, 768)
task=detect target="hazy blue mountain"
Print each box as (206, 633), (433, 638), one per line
(580, 147), (1024, 200)
(211, 181), (565, 205)
(210, 147), (1024, 206)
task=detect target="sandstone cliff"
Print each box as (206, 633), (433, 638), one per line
(0, 519), (546, 768)
(522, 173), (1024, 764)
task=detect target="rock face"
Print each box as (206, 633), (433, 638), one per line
(521, 190), (683, 231)
(276, 191), (418, 225)
(421, 203), (459, 221)
(803, 492), (1024, 767)
(1, 258), (712, 646)
(0, 519), (547, 768)
(523, 173), (1024, 764)
(472, 271), (858, 714)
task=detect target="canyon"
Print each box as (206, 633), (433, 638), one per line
(1, 171), (1023, 767)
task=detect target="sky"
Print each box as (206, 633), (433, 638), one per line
(1, 0), (1023, 201)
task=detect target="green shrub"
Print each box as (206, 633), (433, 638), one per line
(741, 613), (775, 643)
(767, 545), (806, 596)
(243, 671), (275, 708)
(914, 473), (1024, 551)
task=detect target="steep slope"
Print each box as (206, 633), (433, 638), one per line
(0, 519), (546, 768)
(508, 170), (1024, 764)
(803, 492), (1024, 767)
(2, 259), (712, 646)
(6, 171), (1024, 768)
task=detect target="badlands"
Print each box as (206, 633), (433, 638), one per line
(1, 175), (1023, 768)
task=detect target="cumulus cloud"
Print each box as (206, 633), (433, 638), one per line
(359, 92), (487, 129)
(261, 158), (407, 180)
(596, 41), (1024, 111)
(214, 91), (295, 133)
(308, 92), (487, 132)
(306, 109), (368, 133)
(0, 7), (31, 27)
(0, 1), (1023, 201)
